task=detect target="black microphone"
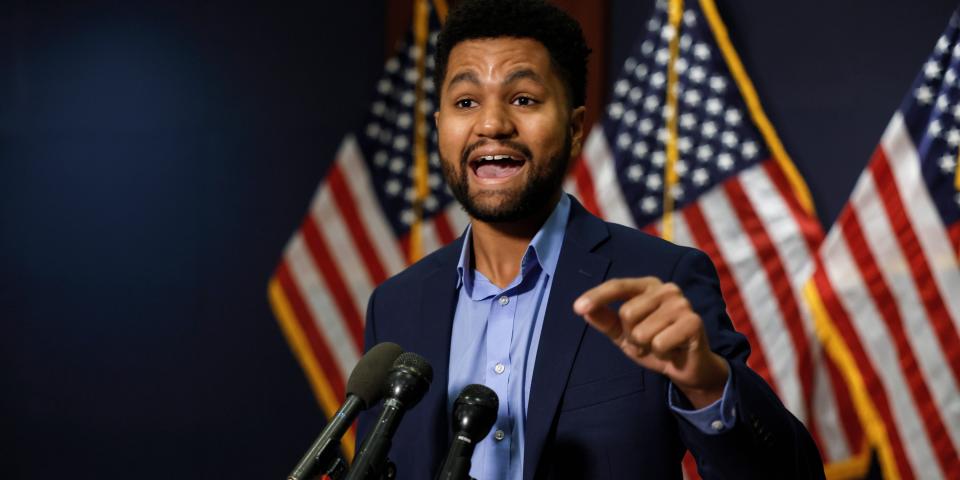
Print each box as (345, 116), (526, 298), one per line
(288, 342), (404, 480)
(345, 352), (434, 480)
(435, 384), (499, 480)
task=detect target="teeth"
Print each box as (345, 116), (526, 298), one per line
(477, 154), (516, 161)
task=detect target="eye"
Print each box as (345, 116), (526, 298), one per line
(455, 98), (477, 109)
(512, 96), (537, 106)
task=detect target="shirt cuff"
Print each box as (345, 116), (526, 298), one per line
(668, 362), (737, 435)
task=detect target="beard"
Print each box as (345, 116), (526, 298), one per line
(441, 132), (572, 223)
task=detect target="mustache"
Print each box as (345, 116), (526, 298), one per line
(460, 139), (534, 166)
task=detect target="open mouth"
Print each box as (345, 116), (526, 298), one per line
(469, 154), (526, 180)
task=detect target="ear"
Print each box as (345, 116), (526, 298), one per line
(569, 105), (586, 158)
(433, 110), (440, 127)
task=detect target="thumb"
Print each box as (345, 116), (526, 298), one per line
(574, 297), (623, 341)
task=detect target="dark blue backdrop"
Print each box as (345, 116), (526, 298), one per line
(1, 1), (954, 478)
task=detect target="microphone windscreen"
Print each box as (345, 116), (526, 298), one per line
(346, 342), (404, 407)
(457, 384), (499, 410)
(393, 351), (434, 384)
(453, 384), (499, 442)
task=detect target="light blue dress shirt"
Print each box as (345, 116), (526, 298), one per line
(447, 194), (735, 480)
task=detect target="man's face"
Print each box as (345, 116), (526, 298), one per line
(435, 37), (585, 223)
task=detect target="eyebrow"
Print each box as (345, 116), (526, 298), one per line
(445, 68), (546, 91)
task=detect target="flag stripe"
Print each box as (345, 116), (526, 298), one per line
(824, 221), (936, 479)
(683, 203), (777, 388)
(327, 164), (389, 285)
(300, 217), (366, 351)
(950, 222), (960, 254)
(760, 161), (824, 255)
(433, 211), (456, 246)
(724, 175), (814, 426)
(582, 130), (636, 228)
(700, 186), (803, 414)
(572, 156), (602, 217)
(275, 261), (347, 402)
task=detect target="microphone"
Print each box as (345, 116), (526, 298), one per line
(288, 342), (404, 480)
(435, 384), (499, 480)
(345, 352), (434, 480)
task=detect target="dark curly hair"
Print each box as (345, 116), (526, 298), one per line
(434, 0), (591, 108)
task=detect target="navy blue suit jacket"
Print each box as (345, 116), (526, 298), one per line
(359, 198), (823, 479)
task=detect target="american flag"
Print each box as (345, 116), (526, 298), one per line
(562, 0), (866, 476)
(266, 0), (461, 459)
(805, 10), (960, 480)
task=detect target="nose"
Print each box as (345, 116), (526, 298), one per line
(476, 103), (516, 139)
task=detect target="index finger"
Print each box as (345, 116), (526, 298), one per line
(573, 277), (661, 315)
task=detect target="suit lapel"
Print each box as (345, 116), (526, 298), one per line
(523, 200), (611, 480)
(410, 238), (462, 475)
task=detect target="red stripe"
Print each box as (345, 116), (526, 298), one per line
(821, 339), (865, 460)
(682, 204), (779, 391)
(842, 203), (956, 475)
(723, 178), (820, 449)
(327, 165), (389, 285)
(301, 216), (366, 352)
(950, 222), (960, 256)
(399, 234), (412, 264)
(811, 261), (913, 479)
(873, 148), (960, 394)
(573, 155), (602, 217)
(274, 262), (347, 401)
(432, 211), (456, 246)
(761, 160), (824, 253)
(641, 223), (659, 237)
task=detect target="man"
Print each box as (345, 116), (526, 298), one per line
(358, 0), (823, 478)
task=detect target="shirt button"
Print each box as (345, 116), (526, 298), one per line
(494, 363), (505, 374)
(494, 429), (505, 441)
(498, 295), (509, 306)
(710, 420), (724, 431)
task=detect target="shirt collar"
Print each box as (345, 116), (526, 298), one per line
(456, 194), (571, 294)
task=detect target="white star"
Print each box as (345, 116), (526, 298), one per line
(930, 119), (943, 137)
(634, 64), (649, 80)
(617, 132), (633, 149)
(741, 141), (759, 159)
(709, 76), (727, 93)
(393, 135), (409, 151)
(372, 101), (387, 117)
(407, 45), (421, 61)
(671, 184), (685, 200)
(623, 110), (638, 126)
(377, 78), (393, 94)
(404, 67), (418, 83)
(947, 69), (957, 85)
(939, 153), (957, 173)
(397, 113), (412, 129)
(627, 164), (644, 181)
(650, 72), (666, 88)
(689, 66), (706, 83)
(629, 86), (644, 103)
(400, 209), (416, 225)
(936, 35), (950, 53)
(615, 79), (630, 97)
(948, 128), (960, 147)
(717, 153), (734, 171)
(430, 152), (441, 166)
(624, 57), (638, 73)
(680, 113), (697, 130)
(608, 102), (624, 119)
(675, 159), (689, 176)
(366, 122), (381, 138)
(641, 196), (659, 214)
(646, 173), (663, 190)
(916, 85), (934, 105)
(955, 192), (960, 208)
(642, 40), (655, 56)
(385, 58), (400, 73)
(693, 43), (711, 61)
(684, 89), (702, 106)
(639, 118), (655, 134)
(404, 187), (417, 201)
(420, 99), (434, 114)
(938, 94), (950, 111)
(697, 144), (714, 161)
(644, 95), (661, 112)
(721, 131), (738, 148)
(953, 104), (960, 121)
(678, 136), (693, 153)
(680, 34), (692, 51)
(374, 150), (389, 167)
(660, 24), (676, 41)
(428, 173), (442, 188)
(401, 90), (416, 106)
(647, 17), (661, 32)
(656, 127), (669, 143)
(952, 42), (960, 59)
(675, 57), (689, 74)
(702, 121), (718, 138)
(389, 157), (405, 173)
(423, 78), (435, 93)
(652, 151), (666, 167)
(385, 179), (402, 196)
(425, 56), (435, 70)
(423, 195), (438, 211)
(925, 60), (942, 80)
(662, 104), (676, 121)
(632, 141), (649, 158)
(683, 10), (697, 27)
(724, 109), (742, 126)
(706, 98), (723, 115)
(692, 168), (710, 186)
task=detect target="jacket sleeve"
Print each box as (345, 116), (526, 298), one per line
(671, 248), (825, 479)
